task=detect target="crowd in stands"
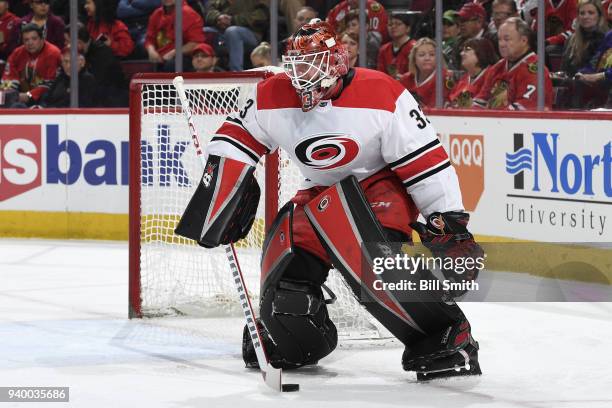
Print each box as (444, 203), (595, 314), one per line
(0, 0), (610, 109)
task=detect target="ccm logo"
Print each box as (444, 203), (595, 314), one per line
(450, 136), (483, 167)
(0, 125), (42, 202)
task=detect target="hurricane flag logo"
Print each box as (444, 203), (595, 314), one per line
(295, 134), (360, 170)
(505, 147), (532, 175)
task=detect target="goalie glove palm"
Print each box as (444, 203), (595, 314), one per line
(411, 212), (483, 297)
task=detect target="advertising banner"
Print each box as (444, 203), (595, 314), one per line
(0, 111), (610, 242)
(433, 114), (611, 242)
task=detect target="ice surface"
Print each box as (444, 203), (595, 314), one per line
(1, 239), (611, 408)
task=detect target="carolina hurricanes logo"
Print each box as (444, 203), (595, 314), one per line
(295, 134), (360, 170)
(430, 214), (446, 232)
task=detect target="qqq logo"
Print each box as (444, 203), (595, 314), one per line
(0, 125), (42, 202)
(449, 134), (484, 211)
(295, 134), (360, 170)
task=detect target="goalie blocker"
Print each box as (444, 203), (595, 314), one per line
(174, 155), (260, 248)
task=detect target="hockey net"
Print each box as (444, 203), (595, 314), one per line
(129, 72), (387, 339)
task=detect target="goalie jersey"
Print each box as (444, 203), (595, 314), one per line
(207, 68), (463, 216)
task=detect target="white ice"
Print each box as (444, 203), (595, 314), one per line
(1, 239), (611, 408)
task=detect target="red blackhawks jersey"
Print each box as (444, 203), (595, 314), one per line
(526, 0), (577, 37)
(2, 41), (61, 101)
(326, 0), (389, 43)
(144, 4), (205, 55)
(87, 19), (135, 57)
(0, 11), (19, 58)
(376, 38), (416, 79)
(207, 68), (464, 217)
(448, 67), (489, 108)
(398, 69), (455, 108)
(473, 52), (553, 110)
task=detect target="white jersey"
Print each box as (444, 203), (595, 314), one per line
(207, 68), (463, 216)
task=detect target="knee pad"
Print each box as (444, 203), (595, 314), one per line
(259, 278), (338, 369)
(244, 202), (337, 369)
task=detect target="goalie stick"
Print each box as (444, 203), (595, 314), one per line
(172, 75), (298, 393)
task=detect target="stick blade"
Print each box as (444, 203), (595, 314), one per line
(263, 365), (282, 392)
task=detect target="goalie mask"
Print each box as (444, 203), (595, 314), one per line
(282, 19), (349, 111)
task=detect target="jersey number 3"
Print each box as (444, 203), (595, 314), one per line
(410, 107), (430, 129)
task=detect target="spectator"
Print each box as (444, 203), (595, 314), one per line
(376, 11), (414, 78)
(191, 42), (222, 72)
(249, 41), (284, 73)
(578, 21), (612, 76)
(561, 0), (607, 77)
(0, 0), (19, 61)
(117, 0), (161, 59)
(399, 37), (454, 107)
(340, 31), (358, 68)
(66, 23), (127, 106)
(281, 0), (305, 34)
(42, 47), (95, 107)
(293, 5), (317, 32)
(521, 0), (577, 38)
(344, 9), (380, 69)
(442, 10), (461, 70)
(11, 0), (65, 51)
(326, 0), (388, 43)
(250, 41), (272, 68)
(1, 23), (60, 107)
(473, 17), (553, 110)
(205, 0), (269, 71)
(605, 0), (612, 28)
(448, 38), (498, 108)
(145, 0), (205, 71)
(279, 6), (317, 58)
(575, 28), (612, 105)
(452, 2), (493, 72)
(487, 0), (519, 54)
(564, 5), (612, 108)
(84, 0), (134, 58)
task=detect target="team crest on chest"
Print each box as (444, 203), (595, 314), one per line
(295, 134), (360, 170)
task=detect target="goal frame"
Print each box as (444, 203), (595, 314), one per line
(128, 71), (279, 318)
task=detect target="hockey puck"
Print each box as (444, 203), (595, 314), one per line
(281, 384), (300, 392)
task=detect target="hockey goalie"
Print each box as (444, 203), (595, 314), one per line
(175, 20), (483, 380)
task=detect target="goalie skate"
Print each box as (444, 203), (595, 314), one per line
(402, 317), (482, 381)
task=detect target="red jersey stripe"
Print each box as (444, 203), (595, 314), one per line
(393, 145), (449, 182)
(216, 122), (269, 157)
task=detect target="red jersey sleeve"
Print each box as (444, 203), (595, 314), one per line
(110, 20), (135, 57)
(144, 8), (162, 50)
(183, 7), (205, 44)
(2, 47), (21, 88)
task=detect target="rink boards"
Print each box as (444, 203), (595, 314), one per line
(0, 109), (610, 245)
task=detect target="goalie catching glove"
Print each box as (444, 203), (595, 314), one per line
(174, 155), (260, 248)
(411, 212), (484, 297)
